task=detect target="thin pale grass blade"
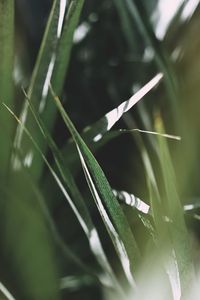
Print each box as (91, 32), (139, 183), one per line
(3, 103), (107, 285)
(27, 168), (100, 280)
(61, 73), (163, 168)
(0, 0), (14, 175)
(22, 93), (123, 291)
(13, 0), (84, 180)
(0, 282), (15, 300)
(155, 115), (195, 294)
(51, 90), (141, 288)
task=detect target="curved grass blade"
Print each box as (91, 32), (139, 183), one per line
(0, 0), (14, 175)
(13, 0), (84, 180)
(51, 90), (141, 287)
(4, 103), (125, 292)
(22, 92), (124, 291)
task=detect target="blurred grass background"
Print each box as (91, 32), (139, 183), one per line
(1, 0), (200, 299)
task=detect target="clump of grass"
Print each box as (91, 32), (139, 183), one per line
(0, 1), (200, 299)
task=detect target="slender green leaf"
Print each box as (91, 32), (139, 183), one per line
(13, 0), (84, 180)
(1, 173), (60, 300)
(155, 116), (195, 293)
(0, 0), (14, 175)
(22, 93), (123, 291)
(52, 90), (141, 287)
(4, 103), (104, 284)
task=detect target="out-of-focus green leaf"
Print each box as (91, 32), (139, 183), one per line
(13, 0), (84, 180)
(0, 0), (14, 176)
(0, 172), (60, 300)
(155, 116), (195, 294)
(52, 90), (141, 287)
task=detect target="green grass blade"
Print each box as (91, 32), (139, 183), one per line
(52, 90), (141, 287)
(22, 94), (123, 290)
(13, 0), (84, 180)
(0, 0), (14, 175)
(155, 116), (195, 293)
(40, 0), (85, 137)
(3, 103), (104, 283)
(1, 173), (60, 300)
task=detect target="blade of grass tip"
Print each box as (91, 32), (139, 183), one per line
(98, 128), (181, 151)
(155, 114), (195, 293)
(22, 90), (124, 292)
(4, 102), (120, 290)
(61, 73), (163, 169)
(0, 0), (14, 176)
(51, 88), (141, 288)
(0, 282), (15, 300)
(123, 0), (180, 120)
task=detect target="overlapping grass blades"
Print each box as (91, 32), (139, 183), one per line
(13, 0), (84, 179)
(4, 103), (102, 280)
(51, 89), (141, 287)
(0, 0), (14, 176)
(20, 92), (123, 291)
(61, 73), (163, 168)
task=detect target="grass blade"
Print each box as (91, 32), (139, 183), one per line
(155, 115), (195, 294)
(123, 0), (180, 118)
(13, 0), (84, 180)
(21, 92), (123, 291)
(0, 0), (14, 175)
(0, 282), (15, 300)
(51, 90), (141, 287)
(1, 173), (60, 300)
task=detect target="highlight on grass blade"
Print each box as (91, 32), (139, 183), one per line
(113, 189), (150, 214)
(92, 73), (163, 142)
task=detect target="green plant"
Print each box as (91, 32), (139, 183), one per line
(0, 1), (200, 299)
